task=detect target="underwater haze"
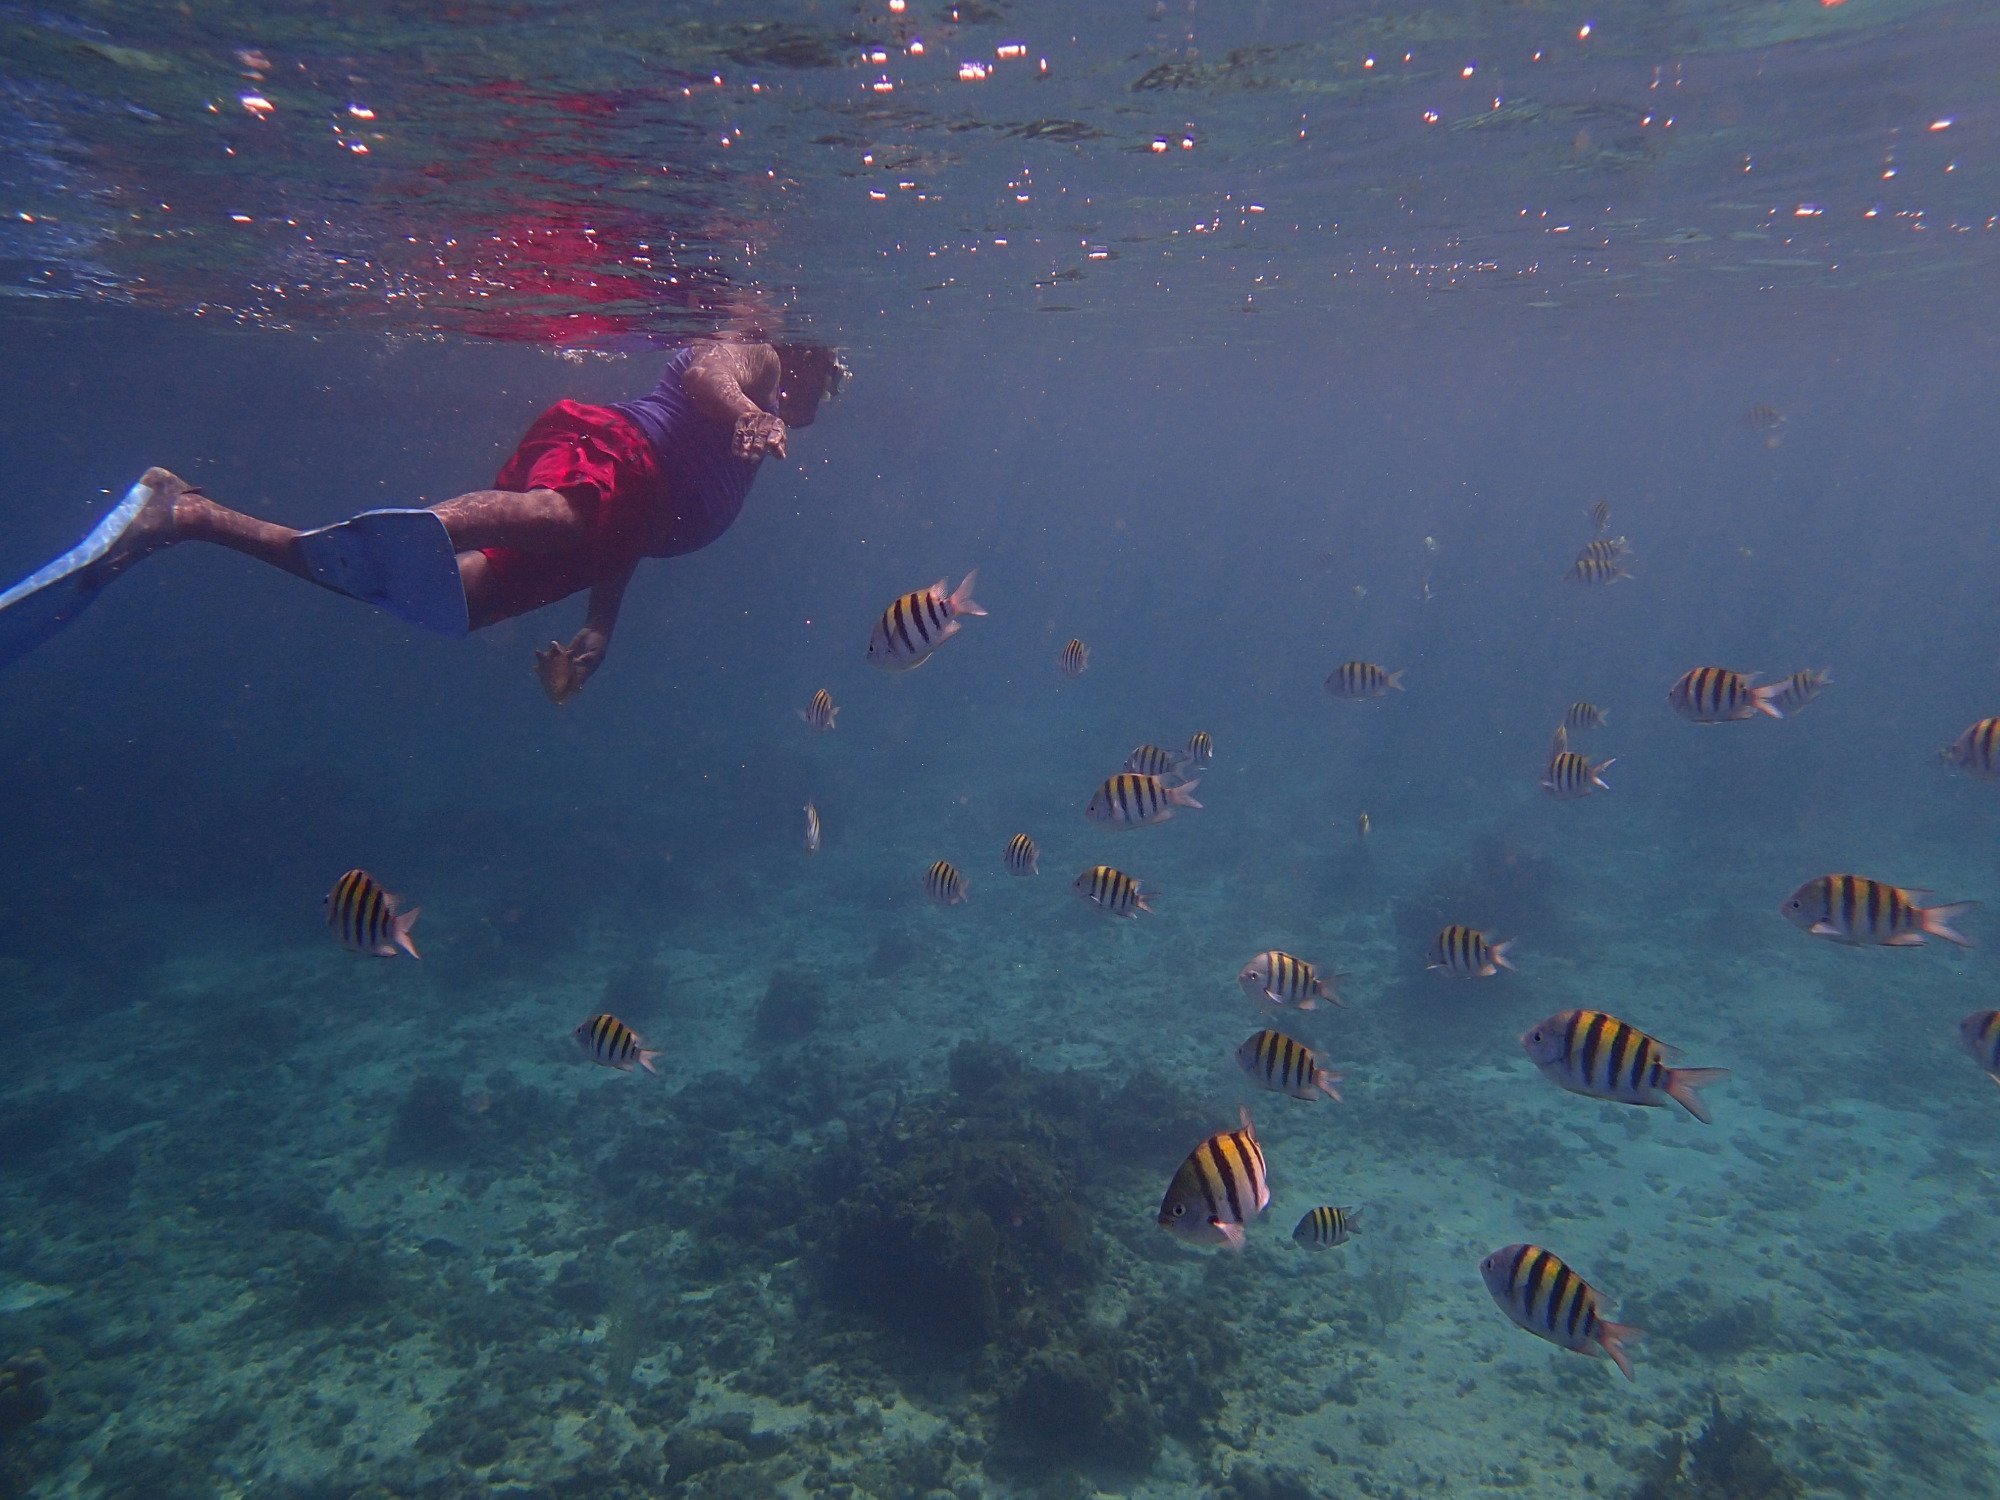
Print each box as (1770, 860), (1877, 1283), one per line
(3, 2), (2000, 1497)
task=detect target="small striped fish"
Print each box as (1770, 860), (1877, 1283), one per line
(798, 688), (839, 731)
(1428, 924), (1514, 977)
(1123, 743), (1193, 781)
(1157, 1107), (1269, 1250)
(1957, 1010), (2000, 1086)
(1576, 537), (1631, 563)
(1566, 553), (1631, 586)
(1235, 1029), (1343, 1102)
(1185, 730), (1214, 770)
(1543, 746), (1615, 799)
(1587, 500), (1612, 533)
(1293, 1205), (1360, 1250)
(1667, 666), (1784, 723)
(1003, 833), (1040, 876)
(1073, 864), (1155, 917)
(1325, 660), (1404, 699)
(1941, 717), (2000, 779)
(1564, 701), (1609, 732)
(1782, 874), (1972, 948)
(575, 1013), (660, 1075)
(324, 869), (420, 959)
(1085, 772), (1202, 829)
(802, 801), (822, 854)
(1480, 1244), (1641, 1380)
(922, 859), (969, 906)
(1520, 1010), (1728, 1123)
(866, 571), (986, 671)
(1057, 638), (1090, 678)
(1769, 668), (1830, 716)
(1237, 949), (1345, 1011)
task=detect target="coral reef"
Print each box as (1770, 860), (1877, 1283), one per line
(1630, 1395), (1806, 1500)
(748, 966), (826, 1048)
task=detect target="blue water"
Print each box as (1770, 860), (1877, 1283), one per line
(5, 4), (2000, 1496)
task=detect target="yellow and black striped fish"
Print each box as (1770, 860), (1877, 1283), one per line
(1427, 924), (1513, 977)
(1566, 553), (1631, 586)
(1293, 1205), (1360, 1250)
(802, 801), (822, 854)
(1185, 730), (1214, 770)
(1942, 717), (2000, 779)
(1123, 743), (1193, 781)
(866, 571), (987, 671)
(1576, 537), (1631, 563)
(1769, 668), (1830, 716)
(1237, 949), (1345, 1011)
(1324, 660), (1405, 699)
(798, 688), (839, 731)
(923, 859), (969, 906)
(1587, 500), (1612, 533)
(1543, 747), (1615, 799)
(1073, 864), (1155, 917)
(1957, 1010), (2000, 1086)
(1235, 1029), (1343, 1102)
(1782, 874), (1972, 948)
(1667, 666), (1783, 723)
(1085, 772), (1202, 828)
(574, 1013), (660, 1075)
(1057, 638), (1090, 678)
(1520, 1009), (1728, 1123)
(1157, 1107), (1269, 1250)
(324, 868), (420, 959)
(1003, 833), (1040, 876)
(1479, 1243), (1642, 1380)
(1564, 701), (1609, 732)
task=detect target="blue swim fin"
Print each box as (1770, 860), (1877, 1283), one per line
(0, 477), (167, 669)
(295, 509), (469, 637)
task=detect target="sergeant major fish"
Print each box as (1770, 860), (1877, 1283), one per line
(1942, 717), (2000, 779)
(1157, 1107), (1269, 1250)
(1667, 666), (1784, 723)
(1238, 949), (1345, 1010)
(1123, 743), (1193, 781)
(1184, 730), (1214, 770)
(1958, 1011), (2000, 1086)
(1057, 638), (1090, 678)
(1236, 1029), (1344, 1102)
(802, 801), (822, 854)
(325, 869), (421, 959)
(1782, 875), (1972, 948)
(1074, 864), (1156, 917)
(575, 1013), (660, 1075)
(923, 859), (969, 906)
(1086, 772), (1203, 829)
(1769, 668), (1831, 716)
(1520, 1009), (1728, 1123)
(866, 571), (986, 671)
(1293, 1205), (1360, 1250)
(1428, 924), (1514, 977)
(1325, 660), (1404, 699)
(1479, 1244), (1642, 1380)
(1003, 833), (1040, 876)
(798, 688), (839, 731)
(1564, 701), (1609, 732)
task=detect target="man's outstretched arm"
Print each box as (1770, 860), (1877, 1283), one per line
(681, 341), (787, 459)
(535, 554), (638, 703)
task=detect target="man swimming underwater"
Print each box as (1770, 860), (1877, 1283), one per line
(0, 338), (846, 701)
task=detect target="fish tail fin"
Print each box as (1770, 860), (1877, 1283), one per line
(1316, 974), (1350, 1008)
(1168, 778), (1203, 809)
(1387, 669), (1406, 692)
(1597, 1321), (1644, 1381)
(395, 907), (422, 960)
(637, 1050), (662, 1076)
(949, 569), (987, 617)
(1753, 683), (1787, 719)
(1592, 756), (1616, 789)
(1489, 940), (1516, 972)
(1923, 901), (1977, 948)
(1343, 1206), (1363, 1232)
(1315, 1068), (1344, 1104)
(1664, 1066), (1729, 1124)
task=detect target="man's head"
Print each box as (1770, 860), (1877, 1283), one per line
(773, 342), (848, 428)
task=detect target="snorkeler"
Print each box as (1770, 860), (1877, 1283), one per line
(0, 339), (847, 701)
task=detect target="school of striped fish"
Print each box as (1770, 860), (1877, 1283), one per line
(318, 540), (2000, 1387)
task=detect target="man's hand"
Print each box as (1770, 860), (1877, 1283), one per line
(732, 410), (788, 460)
(533, 628), (606, 705)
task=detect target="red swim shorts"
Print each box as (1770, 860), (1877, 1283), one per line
(468, 400), (663, 629)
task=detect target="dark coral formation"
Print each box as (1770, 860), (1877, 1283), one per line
(748, 967), (825, 1049)
(1631, 1395), (1806, 1500)
(0, 1350), (50, 1438)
